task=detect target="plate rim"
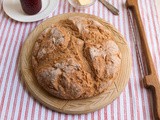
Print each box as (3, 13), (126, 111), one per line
(3, 0), (59, 22)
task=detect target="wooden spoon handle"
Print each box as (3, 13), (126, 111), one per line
(126, 0), (160, 119)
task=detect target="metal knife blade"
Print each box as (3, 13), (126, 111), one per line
(99, 0), (119, 15)
(127, 9), (148, 77)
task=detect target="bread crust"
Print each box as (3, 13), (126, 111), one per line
(31, 16), (121, 99)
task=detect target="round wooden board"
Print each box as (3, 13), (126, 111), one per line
(20, 13), (132, 114)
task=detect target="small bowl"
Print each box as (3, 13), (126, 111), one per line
(68, 0), (96, 9)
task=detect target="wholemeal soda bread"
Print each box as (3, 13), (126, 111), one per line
(31, 16), (121, 99)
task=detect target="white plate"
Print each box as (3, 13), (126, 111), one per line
(3, 0), (59, 22)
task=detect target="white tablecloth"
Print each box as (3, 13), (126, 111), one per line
(0, 0), (160, 119)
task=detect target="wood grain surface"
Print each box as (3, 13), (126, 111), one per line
(20, 13), (132, 114)
(126, 0), (160, 119)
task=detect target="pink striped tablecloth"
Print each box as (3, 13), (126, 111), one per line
(0, 0), (160, 120)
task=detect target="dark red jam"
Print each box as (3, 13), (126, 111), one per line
(20, 0), (42, 15)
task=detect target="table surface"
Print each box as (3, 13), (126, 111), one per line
(0, 0), (160, 120)
(155, 0), (160, 23)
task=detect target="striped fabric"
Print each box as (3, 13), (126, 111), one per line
(0, 0), (160, 120)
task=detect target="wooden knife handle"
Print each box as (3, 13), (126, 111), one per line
(126, 0), (155, 74)
(144, 75), (160, 120)
(126, 0), (160, 119)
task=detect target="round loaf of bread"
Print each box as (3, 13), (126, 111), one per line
(31, 16), (121, 99)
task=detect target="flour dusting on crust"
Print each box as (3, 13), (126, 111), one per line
(31, 16), (121, 99)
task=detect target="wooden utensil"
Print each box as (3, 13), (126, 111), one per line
(126, 0), (160, 119)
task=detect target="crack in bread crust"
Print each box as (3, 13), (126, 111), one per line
(31, 16), (121, 100)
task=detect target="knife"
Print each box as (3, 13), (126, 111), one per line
(126, 0), (160, 119)
(99, 0), (119, 15)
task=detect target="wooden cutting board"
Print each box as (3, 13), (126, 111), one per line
(20, 13), (132, 114)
